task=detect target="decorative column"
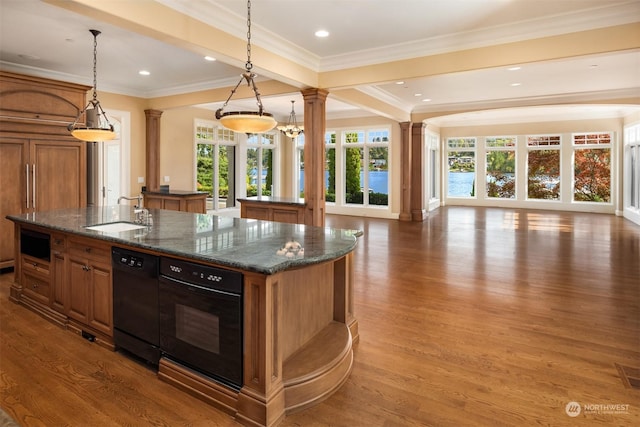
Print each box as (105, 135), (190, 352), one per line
(399, 122), (412, 221)
(301, 88), (329, 227)
(411, 122), (427, 221)
(145, 109), (163, 191)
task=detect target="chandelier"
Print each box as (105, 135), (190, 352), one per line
(67, 29), (116, 142)
(277, 100), (304, 138)
(215, 0), (276, 134)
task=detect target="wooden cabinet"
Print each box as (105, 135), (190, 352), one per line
(67, 238), (113, 337)
(20, 254), (51, 306)
(50, 234), (67, 313)
(0, 72), (89, 269)
(144, 191), (207, 213)
(238, 197), (306, 224)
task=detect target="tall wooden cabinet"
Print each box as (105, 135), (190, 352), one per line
(0, 72), (89, 269)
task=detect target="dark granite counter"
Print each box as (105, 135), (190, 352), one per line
(7, 206), (358, 275)
(237, 196), (305, 206)
(143, 189), (206, 196)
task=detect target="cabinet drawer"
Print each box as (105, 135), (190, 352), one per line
(51, 234), (66, 252)
(21, 255), (50, 276)
(22, 270), (51, 304)
(68, 239), (110, 262)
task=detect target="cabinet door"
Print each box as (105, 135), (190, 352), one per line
(51, 250), (66, 313)
(0, 138), (28, 268)
(68, 256), (90, 323)
(88, 260), (112, 336)
(31, 140), (86, 212)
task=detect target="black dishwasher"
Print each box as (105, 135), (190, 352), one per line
(112, 247), (160, 366)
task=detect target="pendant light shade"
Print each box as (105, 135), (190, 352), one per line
(68, 29), (116, 142)
(277, 100), (304, 138)
(215, 0), (276, 134)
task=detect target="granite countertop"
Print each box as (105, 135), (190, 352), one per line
(237, 196), (306, 206)
(7, 207), (358, 275)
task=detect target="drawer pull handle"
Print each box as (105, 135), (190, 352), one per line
(82, 265), (91, 271)
(32, 262), (37, 267)
(32, 284), (38, 289)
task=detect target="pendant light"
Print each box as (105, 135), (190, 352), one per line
(215, 0), (276, 134)
(67, 29), (116, 142)
(277, 100), (304, 138)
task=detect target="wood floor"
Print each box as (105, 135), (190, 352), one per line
(1, 207), (639, 426)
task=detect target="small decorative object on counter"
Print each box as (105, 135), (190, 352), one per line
(276, 240), (304, 258)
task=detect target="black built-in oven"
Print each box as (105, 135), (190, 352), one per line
(159, 257), (243, 389)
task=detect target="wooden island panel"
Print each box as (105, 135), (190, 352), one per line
(144, 191), (207, 213)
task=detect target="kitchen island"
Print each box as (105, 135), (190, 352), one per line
(7, 207), (359, 427)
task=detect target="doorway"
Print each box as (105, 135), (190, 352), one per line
(88, 110), (131, 207)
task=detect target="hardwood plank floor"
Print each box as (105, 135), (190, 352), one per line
(1, 207), (639, 426)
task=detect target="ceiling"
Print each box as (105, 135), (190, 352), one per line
(1, 0), (639, 124)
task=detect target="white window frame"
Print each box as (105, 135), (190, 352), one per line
(446, 137), (477, 199)
(485, 136), (517, 200)
(571, 132), (613, 205)
(526, 134), (562, 202)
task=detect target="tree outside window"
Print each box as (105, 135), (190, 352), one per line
(342, 130), (389, 206)
(247, 134), (275, 197)
(527, 135), (561, 200)
(573, 133), (611, 203)
(486, 136), (516, 199)
(196, 123), (236, 210)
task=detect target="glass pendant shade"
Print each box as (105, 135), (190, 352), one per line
(219, 111), (277, 134)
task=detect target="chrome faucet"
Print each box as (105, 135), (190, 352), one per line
(117, 194), (150, 225)
(117, 194), (143, 208)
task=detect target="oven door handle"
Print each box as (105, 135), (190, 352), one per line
(160, 276), (238, 297)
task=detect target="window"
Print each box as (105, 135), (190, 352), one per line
(246, 133), (276, 197)
(342, 129), (389, 206)
(527, 135), (560, 200)
(447, 138), (476, 198)
(195, 122), (236, 210)
(325, 132), (336, 202)
(572, 132), (611, 203)
(425, 131), (440, 208)
(626, 125), (640, 214)
(485, 136), (516, 199)
(295, 133), (305, 198)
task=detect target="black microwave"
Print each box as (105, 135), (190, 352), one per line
(20, 229), (50, 261)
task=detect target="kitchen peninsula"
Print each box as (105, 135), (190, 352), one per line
(7, 206), (359, 427)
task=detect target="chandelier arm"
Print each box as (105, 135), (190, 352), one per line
(215, 76), (246, 119)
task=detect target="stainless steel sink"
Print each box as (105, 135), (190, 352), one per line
(85, 222), (147, 233)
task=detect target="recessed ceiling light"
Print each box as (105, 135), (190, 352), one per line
(510, 82), (522, 87)
(396, 81), (405, 85)
(139, 70), (151, 76)
(204, 56), (216, 62)
(414, 93), (422, 97)
(422, 98), (432, 102)
(508, 66), (521, 71)
(314, 30), (329, 38)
